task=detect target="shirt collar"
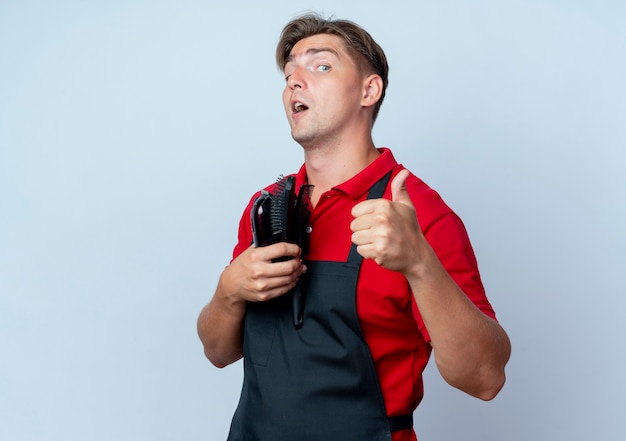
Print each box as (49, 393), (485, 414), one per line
(295, 148), (397, 200)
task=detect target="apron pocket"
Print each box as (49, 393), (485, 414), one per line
(244, 301), (280, 366)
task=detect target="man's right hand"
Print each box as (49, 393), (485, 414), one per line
(197, 241), (305, 367)
(222, 242), (306, 304)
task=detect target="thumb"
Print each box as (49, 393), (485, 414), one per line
(391, 169), (413, 206)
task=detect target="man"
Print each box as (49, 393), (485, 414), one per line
(197, 13), (511, 441)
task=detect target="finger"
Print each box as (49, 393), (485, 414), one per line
(354, 243), (384, 264)
(270, 257), (306, 277)
(390, 169), (413, 207)
(254, 242), (302, 261)
(350, 211), (374, 233)
(248, 276), (301, 302)
(350, 228), (374, 247)
(246, 261), (305, 300)
(351, 199), (379, 218)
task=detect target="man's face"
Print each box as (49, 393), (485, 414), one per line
(282, 34), (367, 149)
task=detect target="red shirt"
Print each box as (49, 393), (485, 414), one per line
(232, 148), (496, 441)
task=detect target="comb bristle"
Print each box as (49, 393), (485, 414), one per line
(270, 175), (295, 240)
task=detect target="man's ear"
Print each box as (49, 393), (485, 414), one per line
(361, 74), (383, 109)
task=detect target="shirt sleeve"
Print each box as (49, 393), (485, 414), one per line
(412, 212), (496, 342)
(231, 195), (257, 262)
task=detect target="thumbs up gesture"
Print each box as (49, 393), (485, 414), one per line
(350, 169), (424, 273)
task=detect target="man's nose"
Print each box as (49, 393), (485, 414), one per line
(287, 68), (304, 89)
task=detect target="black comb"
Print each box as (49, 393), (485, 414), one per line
(270, 175), (296, 243)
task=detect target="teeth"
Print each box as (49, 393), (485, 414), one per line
(294, 102), (306, 112)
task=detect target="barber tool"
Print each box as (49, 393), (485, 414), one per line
(250, 175), (313, 328)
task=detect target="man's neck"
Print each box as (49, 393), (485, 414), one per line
(303, 137), (380, 207)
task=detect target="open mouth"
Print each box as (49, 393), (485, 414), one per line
(292, 101), (309, 113)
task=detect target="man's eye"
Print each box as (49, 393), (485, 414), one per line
(316, 65), (330, 72)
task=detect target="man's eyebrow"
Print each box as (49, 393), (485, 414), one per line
(285, 47), (340, 64)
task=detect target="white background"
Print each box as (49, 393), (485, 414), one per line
(1, 1), (625, 440)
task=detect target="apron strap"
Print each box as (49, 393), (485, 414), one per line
(346, 169), (411, 433)
(346, 170), (393, 265)
(388, 413), (414, 432)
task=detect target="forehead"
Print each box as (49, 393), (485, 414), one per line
(286, 34), (352, 64)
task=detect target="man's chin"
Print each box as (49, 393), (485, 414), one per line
(291, 130), (316, 147)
